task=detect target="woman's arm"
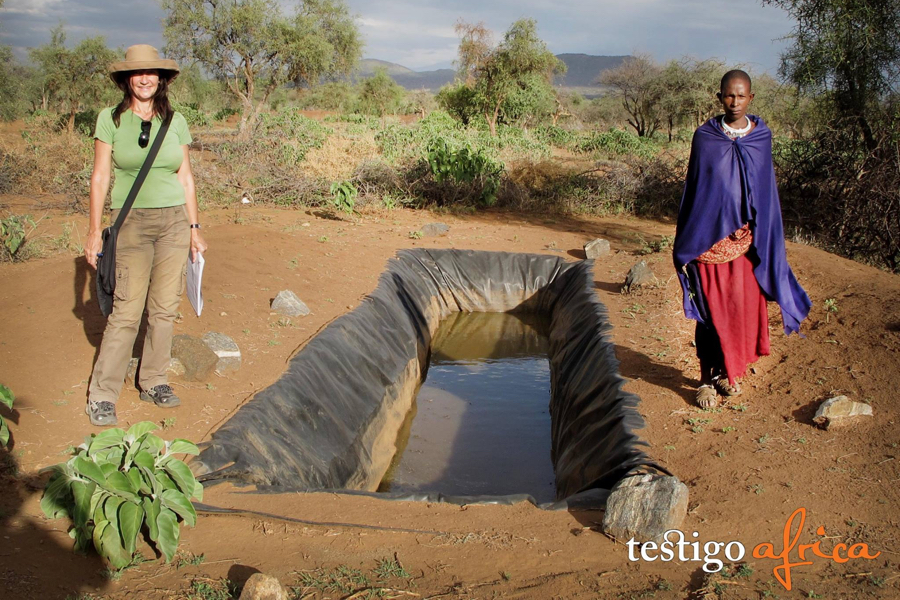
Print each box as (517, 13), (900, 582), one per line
(85, 139), (112, 269)
(177, 145), (208, 261)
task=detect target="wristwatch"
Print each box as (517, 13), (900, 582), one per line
(189, 223), (201, 229)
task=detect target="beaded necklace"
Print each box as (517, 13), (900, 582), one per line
(720, 116), (752, 139)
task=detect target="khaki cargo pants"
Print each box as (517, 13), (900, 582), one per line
(89, 206), (191, 404)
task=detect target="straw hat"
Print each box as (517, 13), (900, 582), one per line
(109, 45), (179, 80)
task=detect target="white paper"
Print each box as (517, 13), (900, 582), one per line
(186, 251), (204, 316)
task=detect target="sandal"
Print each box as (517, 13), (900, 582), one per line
(696, 385), (718, 409)
(713, 376), (742, 397)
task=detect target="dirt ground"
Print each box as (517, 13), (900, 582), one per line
(1, 194), (899, 600)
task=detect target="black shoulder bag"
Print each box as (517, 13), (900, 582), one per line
(96, 113), (173, 317)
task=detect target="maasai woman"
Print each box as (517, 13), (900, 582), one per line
(673, 70), (811, 408)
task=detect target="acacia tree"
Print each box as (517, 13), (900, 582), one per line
(455, 18), (564, 136)
(657, 58), (723, 140)
(29, 27), (117, 134)
(762, 0), (900, 149)
(162, 0), (361, 140)
(358, 67), (404, 127)
(600, 54), (664, 138)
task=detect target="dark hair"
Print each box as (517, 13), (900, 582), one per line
(720, 69), (751, 92)
(111, 71), (174, 127)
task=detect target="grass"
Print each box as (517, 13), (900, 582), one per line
(185, 578), (236, 600)
(176, 551), (206, 568)
(292, 558), (414, 599)
(161, 416), (177, 430)
(295, 565), (370, 595)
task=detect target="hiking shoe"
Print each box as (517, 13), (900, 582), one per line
(713, 376), (742, 397)
(86, 401), (117, 427)
(140, 384), (181, 408)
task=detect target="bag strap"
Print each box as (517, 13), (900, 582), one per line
(112, 112), (174, 231)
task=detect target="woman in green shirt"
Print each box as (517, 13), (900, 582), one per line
(83, 45), (208, 426)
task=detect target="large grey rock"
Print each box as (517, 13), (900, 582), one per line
(202, 332), (241, 373)
(602, 474), (689, 543)
(126, 357), (185, 383)
(814, 395), (873, 429)
(271, 291), (310, 317)
(171, 334), (219, 382)
(421, 222), (450, 237)
(624, 260), (656, 292)
(584, 238), (611, 259)
(239, 573), (290, 600)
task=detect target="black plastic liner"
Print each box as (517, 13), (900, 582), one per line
(194, 249), (665, 507)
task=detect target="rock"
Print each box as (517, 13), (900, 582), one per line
(271, 291), (310, 317)
(168, 358), (186, 377)
(202, 332), (242, 373)
(601, 474), (689, 543)
(813, 395), (873, 429)
(171, 335), (219, 382)
(126, 357), (185, 382)
(239, 573), (290, 600)
(421, 222), (450, 237)
(624, 260), (656, 292)
(584, 238), (611, 259)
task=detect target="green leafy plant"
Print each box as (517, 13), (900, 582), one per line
(40, 422), (203, 568)
(426, 138), (504, 206)
(0, 384), (13, 447)
(1, 214), (36, 259)
(824, 297), (838, 322)
(329, 180), (358, 214)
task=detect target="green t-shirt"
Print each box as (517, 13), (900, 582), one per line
(94, 108), (193, 209)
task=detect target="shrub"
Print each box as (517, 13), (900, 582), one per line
(533, 124), (576, 148)
(18, 113), (94, 199)
(0, 384), (13, 448)
(41, 422), (202, 568)
(575, 128), (660, 160)
(212, 107), (239, 122)
(173, 103), (211, 128)
(329, 180), (357, 214)
(254, 108), (332, 165)
(425, 138), (504, 206)
(0, 213), (36, 261)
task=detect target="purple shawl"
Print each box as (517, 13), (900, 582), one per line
(673, 116), (811, 334)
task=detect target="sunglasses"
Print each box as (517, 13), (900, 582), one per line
(138, 120), (152, 148)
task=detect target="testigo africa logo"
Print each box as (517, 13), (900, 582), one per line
(626, 507), (880, 591)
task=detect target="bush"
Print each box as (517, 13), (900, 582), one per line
(0, 213), (36, 261)
(41, 422), (202, 568)
(18, 113), (94, 199)
(173, 103), (211, 128)
(533, 124), (576, 148)
(426, 138), (503, 206)
(774, 117), (900, 271)
(0, 384), (13, 448)
(575, 128), (660, 160)
(212, 107), (239, 122)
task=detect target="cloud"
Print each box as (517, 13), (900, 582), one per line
(0, 0), (793, 73)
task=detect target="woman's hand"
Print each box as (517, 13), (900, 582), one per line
(86, 139), (112, 270)
(85, 230), (103, 269)
(190, 229), (208, 262)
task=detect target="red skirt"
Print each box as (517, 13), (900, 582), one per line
(697, 254), (770, 384)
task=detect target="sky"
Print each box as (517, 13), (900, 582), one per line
(0, 0), (795, 75)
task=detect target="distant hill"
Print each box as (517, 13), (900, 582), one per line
(553, 54), (630, 87)
(357, 54), (631, 92)
(358, 59), (416, 77)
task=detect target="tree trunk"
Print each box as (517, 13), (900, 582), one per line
(67, 111), (76, 135)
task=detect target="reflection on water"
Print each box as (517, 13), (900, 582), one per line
(378, 311), (556, 502)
